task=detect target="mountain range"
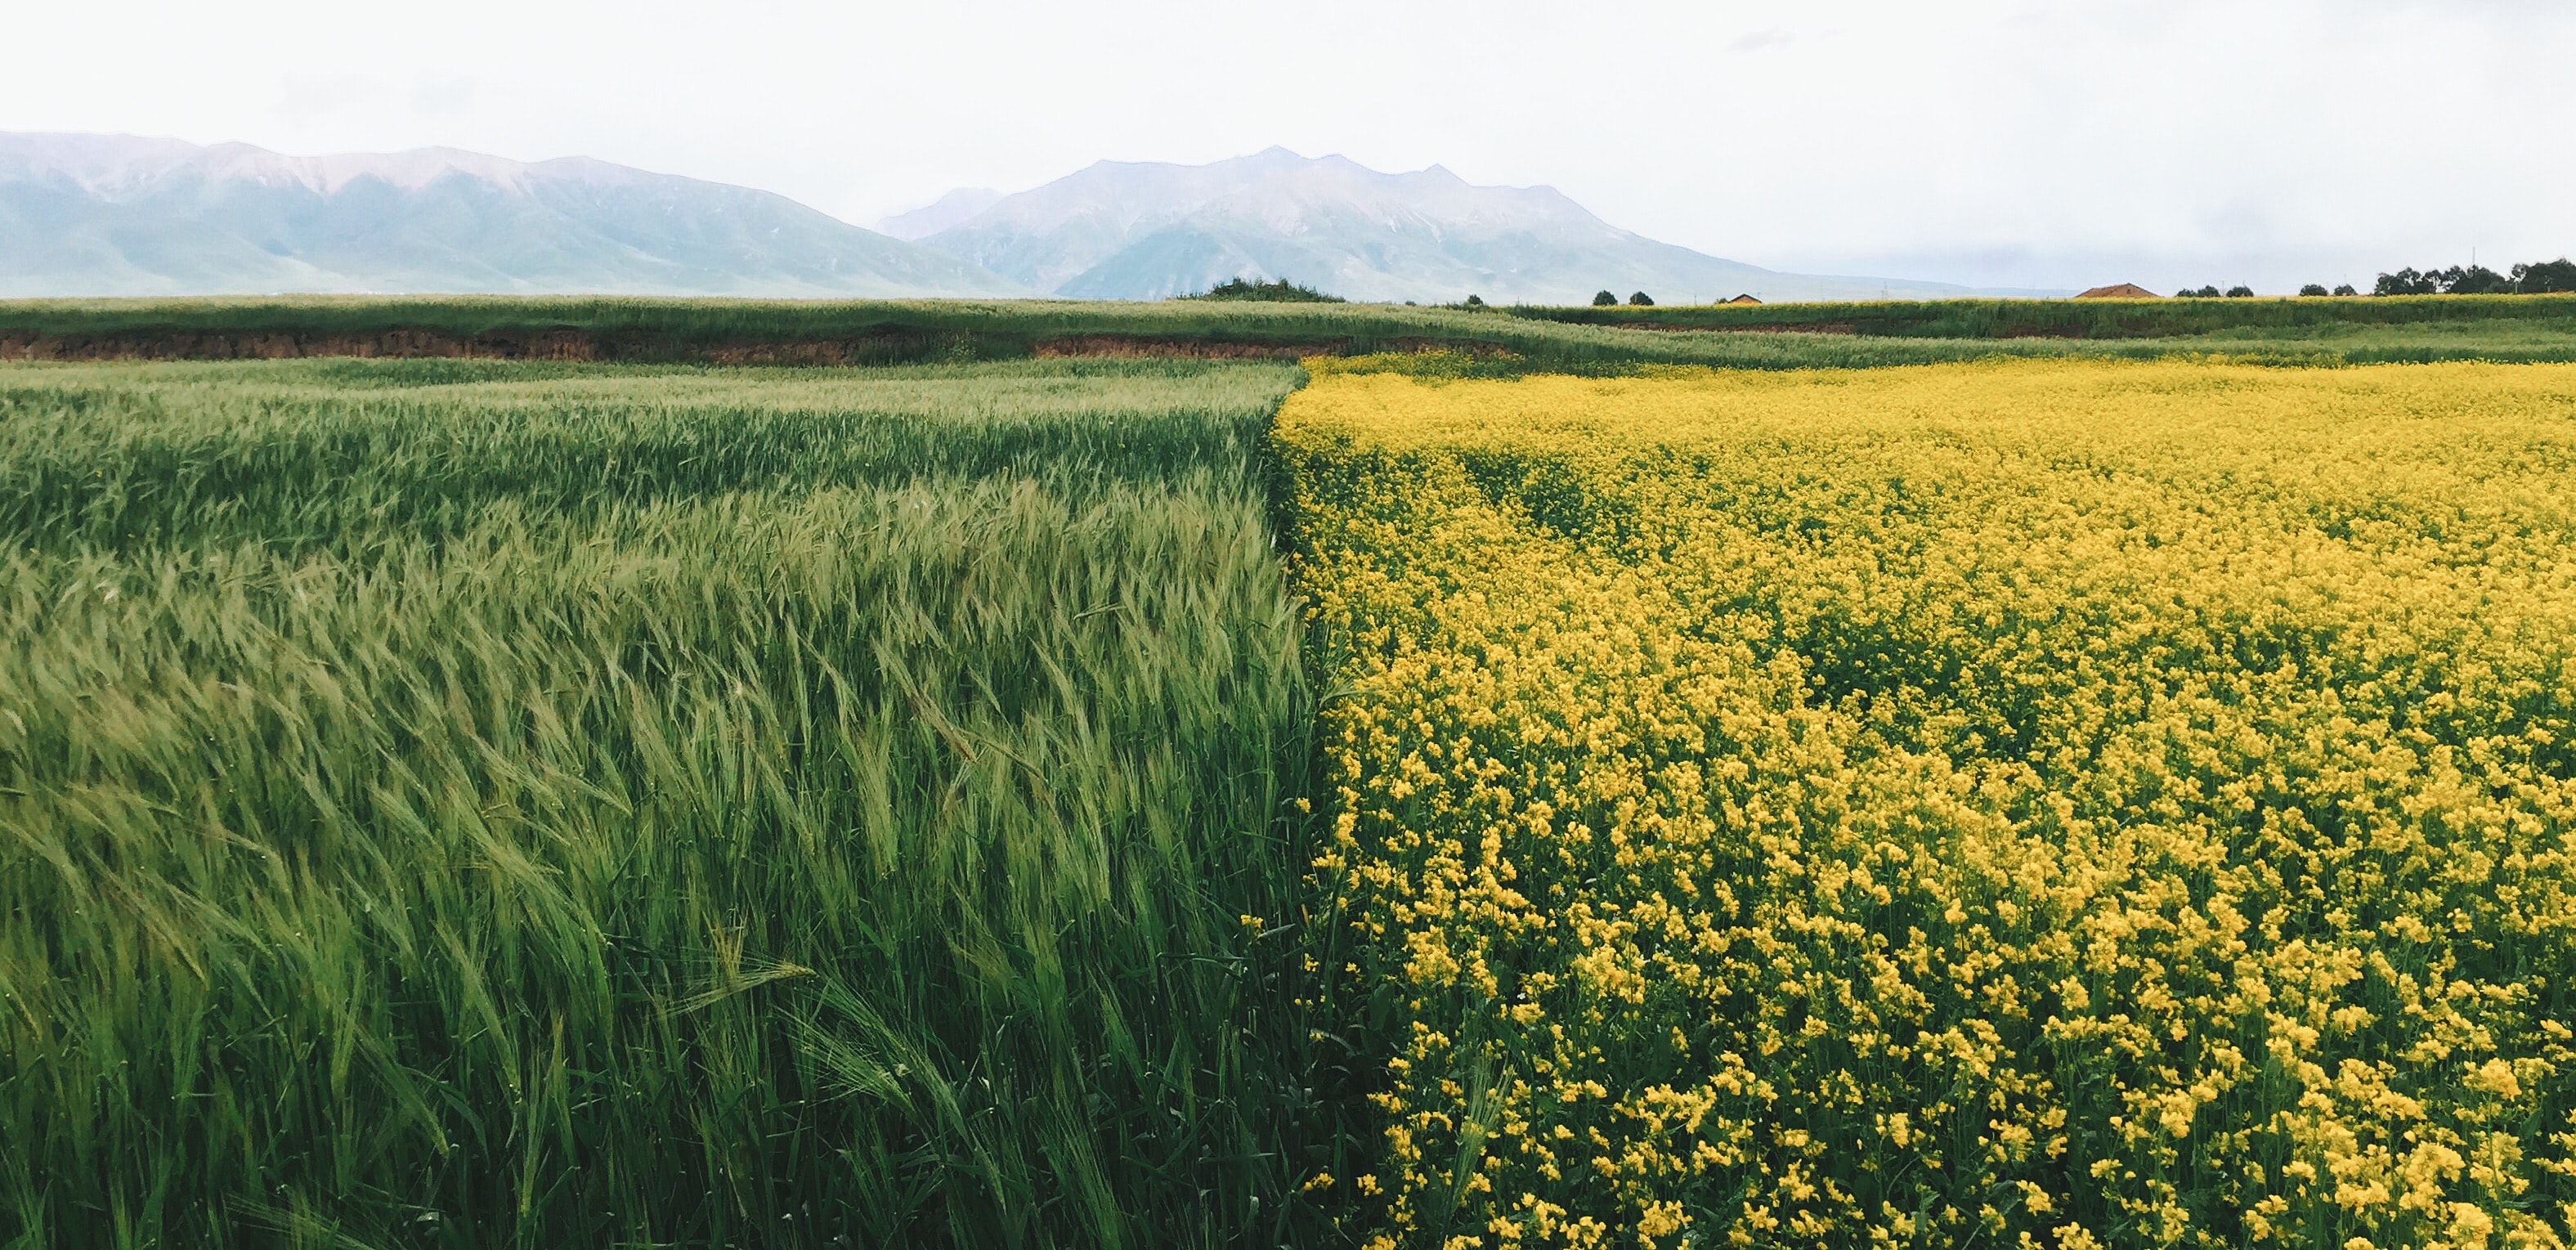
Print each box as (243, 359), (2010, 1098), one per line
(0, 133), (1022, 298)
(894, 147), (2038, 304)
(2, 133), (2057, 302)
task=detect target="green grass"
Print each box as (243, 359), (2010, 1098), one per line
(0, 357), (1331, 1248)
(1507, 290), (2576, 337)
(10, 292), (2576, 372)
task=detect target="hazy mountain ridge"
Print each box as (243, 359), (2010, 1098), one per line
(918, 147), (2054, 303)
(872, 187), (1005, 241)
(4, 135), (2058, 303)
(0, 133), (1028, 298)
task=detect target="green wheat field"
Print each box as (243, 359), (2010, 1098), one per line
(2, 356), (1333, 1248)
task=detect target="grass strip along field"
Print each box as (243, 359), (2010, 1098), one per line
(1276, 358), (2576, 1248)
(0, 358), (1327, 1248)
(1517, 291), (2576, 349)
(10, 293), (2576, 370)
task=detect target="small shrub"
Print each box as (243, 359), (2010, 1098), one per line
(1593, 290), (1618, 307)
(2224, 285), (2256, 298)
(1628, 291), (1655, 307)
(2299, 284), (2330, 297)
(1185, 276), (1345, 302)
(2333, 284), (2359, 297)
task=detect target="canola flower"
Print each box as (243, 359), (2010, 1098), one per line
(1278, 358), (2576, 1248)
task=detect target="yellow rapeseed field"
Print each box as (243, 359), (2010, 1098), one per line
(1278, 358), (2576, 1248)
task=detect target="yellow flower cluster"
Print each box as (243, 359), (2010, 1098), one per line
(1277, 360), (2576, 1248)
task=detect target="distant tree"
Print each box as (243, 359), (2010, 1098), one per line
(1628, 291), (1655, 307)
(1463, 293), (1486, 308)
(1185, 276), (1346, 302)
(2332, 284), (2358, 297)
(2374, 268), (2440, 296)
(2447, 264), (2513, 294)
(2175, 288), (2199, 298)
(1593, 289), (1619, 307)
(2516, 259), (2576, 293)
(2224, 285), (2256, 298)
(2196, 285), (2224, 298)
(2299, 284), (2330, 297)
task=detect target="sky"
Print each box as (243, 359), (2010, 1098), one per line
(4, 0), (2569, 293)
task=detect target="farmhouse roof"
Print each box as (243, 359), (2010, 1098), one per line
(1723, 293), (1763, 305)
(2074, 283), (2161, 299)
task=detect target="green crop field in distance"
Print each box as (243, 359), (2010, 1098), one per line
(0, 357), (1333, 1248)
(11, 292), (2576, 372)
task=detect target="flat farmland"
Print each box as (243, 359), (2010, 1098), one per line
(1278, 358), (2576, 1248)
(11, 316), (2576, 1250)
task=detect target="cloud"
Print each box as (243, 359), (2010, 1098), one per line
(408, 77), (477, 117)
(5, 0), (2569, 291)
(271, 74), (390, 126)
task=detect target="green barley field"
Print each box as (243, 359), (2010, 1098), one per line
(0, 357), (1331, 1248)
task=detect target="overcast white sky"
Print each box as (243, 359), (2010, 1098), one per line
(6, 0), (2569, 292)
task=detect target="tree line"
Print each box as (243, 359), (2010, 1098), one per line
(2364, 258), (2576, 296)
(2191, 258), (2576, 298)
(2173, 258), (2573, 298)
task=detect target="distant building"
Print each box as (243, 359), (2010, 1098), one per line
(1723, 293), (1763, 305)
(2074, 283), (2161, 299)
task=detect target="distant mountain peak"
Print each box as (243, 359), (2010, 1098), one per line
(911, 148), (2042, 303)
(1, 133), (2059, 302)
(0, 132), (1028, 298)
(1, 135), (546, 196)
